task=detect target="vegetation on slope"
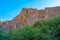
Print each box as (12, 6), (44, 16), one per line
(0, 16), (60, 40)
(9, 16), (60, 40)
(0, 25), (9, 40)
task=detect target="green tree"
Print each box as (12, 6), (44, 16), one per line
(9, 16), (60, 40)
(0, 25), (9, 40)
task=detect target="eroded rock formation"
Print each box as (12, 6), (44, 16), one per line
(0, 21), (3, 25)
(1, 6), (60, 32)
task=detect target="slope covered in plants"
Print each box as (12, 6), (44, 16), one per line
(9, 16), (60, 40)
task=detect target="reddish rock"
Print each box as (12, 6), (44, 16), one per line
(0, 6), (60, 32)
(0, 21), (2, 25)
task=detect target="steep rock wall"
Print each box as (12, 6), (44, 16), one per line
(1, 6), (60, 32)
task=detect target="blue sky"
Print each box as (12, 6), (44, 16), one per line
(0, 0), (60, 21)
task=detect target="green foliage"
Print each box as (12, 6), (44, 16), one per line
(0, 31), (9, 40)
(9, 16), (60, 40)
(0, 25), (9, 40)
(33, 16), (60, 40)
(0, 16), (60, 40)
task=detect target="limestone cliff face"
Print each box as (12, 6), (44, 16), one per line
(1, 6), (60, 32)
(2, 21), (16, 32)
(45, 6), (60, 18)
(13, 8), (45, 27)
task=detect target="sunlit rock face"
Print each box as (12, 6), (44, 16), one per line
(0, 21), (3, 25)
(1, 6), (60, 32)
(13, 8), (45, 28)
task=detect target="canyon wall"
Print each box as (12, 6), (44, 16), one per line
(45, 6), (60, 18)
(0, 21), (2, 25)
(1, 6), (60, 32)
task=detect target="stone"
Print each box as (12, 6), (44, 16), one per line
(0, 6), (60, 32)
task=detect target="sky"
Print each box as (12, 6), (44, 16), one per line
(0, 0), (60, 21)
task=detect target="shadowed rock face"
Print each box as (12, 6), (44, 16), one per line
(1, 6), (60, 32)
(45, 6), (60, 18)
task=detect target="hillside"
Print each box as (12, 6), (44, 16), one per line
(0, 15), (60, 40)
(1, 6), (60, 32)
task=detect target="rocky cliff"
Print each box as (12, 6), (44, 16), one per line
(0, 21), (3, 25)
(1, 6), (60, 32)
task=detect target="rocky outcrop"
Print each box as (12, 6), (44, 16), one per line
(0, 21), (3, 25)
(45, 6), (60, 18)
(1, 6), (60, 32)
(13, 8), (45, 27)
(2, 21), (16, 32)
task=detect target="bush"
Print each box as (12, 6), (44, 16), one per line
(9, 16), (60, 40)
(0, 25), (9, 40)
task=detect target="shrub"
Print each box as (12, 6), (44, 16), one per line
(0, 25), (9, 40)
(9, 16), (60, 40)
